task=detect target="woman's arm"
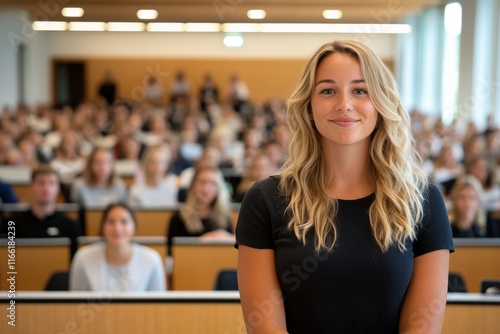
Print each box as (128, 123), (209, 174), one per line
(238, 245), (287, 334)
(399, 249), (450, 334)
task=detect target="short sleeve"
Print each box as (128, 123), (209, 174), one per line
(235, 180), (275, 250)
(413, 183), (455, 257)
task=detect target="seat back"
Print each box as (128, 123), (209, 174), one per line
(448, 272), (467, 293)
(214, 269), (238, 291)
(45, 271), (70, 291)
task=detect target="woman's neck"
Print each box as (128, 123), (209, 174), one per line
(145, 174), (162, 187)
(195, 203), (211, 219)
(105, 244), (132, 267)
(454, 215), (475, 230)
(324, 142), (373, 200)
(94, 177), (110, 187)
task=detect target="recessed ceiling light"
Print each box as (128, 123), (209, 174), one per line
(137, 9), (158, 20)
(247, 9), (266, 20)
(62, 7), (84, 18)
(323, 10), (343, 19)
(224, 35), (244, 47)
(32, 21), (67, 31)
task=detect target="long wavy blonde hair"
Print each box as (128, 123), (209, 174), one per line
(280, 40), (428, 252)
(180, 166), (231, 233)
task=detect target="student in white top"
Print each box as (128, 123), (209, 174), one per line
(128, 145), (179, 207)
(70, 203), (166, 291)
(71, 147), (127, 207)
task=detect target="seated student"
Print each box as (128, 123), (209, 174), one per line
(70, 203), (166, 291)
(466, 154), (500, 212)
(71, 147), (127, 207)
(50, 130), (86, 184)
(167, 167), (234, 254)
(127, 145), (179, 207)
(449, 175), (485, 238)
(431, 142), (464, 196)
(0, 178), (18, 204)
(234, 151), (275, 202)
(0, 165), (81, 256)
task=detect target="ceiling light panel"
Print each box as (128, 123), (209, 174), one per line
(32, 21), (67, 31)
(184, 23), (220, 32)
(107, 22), (145, 32)
(147, 22), (184, 32)
(68, 22), (106, 31)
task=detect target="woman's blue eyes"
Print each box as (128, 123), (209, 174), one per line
(353, 89), (367, 95)
(319, 88), (367, 95)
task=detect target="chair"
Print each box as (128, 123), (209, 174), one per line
(214, 269), (238, 291)
(448, 272), (467, 293)
(45, 271), (70, 291)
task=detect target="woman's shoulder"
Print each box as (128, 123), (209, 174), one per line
(133, 243), (163, 263)
(423, 182), (443, 202)
(251, 175), (281, 193)
(74, 242), (105, 262)
(241, 175), (285, 208)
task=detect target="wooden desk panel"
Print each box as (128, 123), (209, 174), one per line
(230, 209), (239, 232)
(11, 184), (30, 203)
(0, 243), (70, 291)
(0, 303), (244, 334)
(172, 243), (237, 290)
(0, 301), (498, 334)
(443, 304), (500, 334)
(450, 245), (500, 293)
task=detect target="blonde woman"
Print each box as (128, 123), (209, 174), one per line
(449, 176), (484, 238)
(71, 147), (127, 207)
(236, 40), (454, 334)
(167, 166), (233, 254)
(127, 145), (179, 207)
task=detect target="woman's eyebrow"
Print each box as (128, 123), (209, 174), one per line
(314, 79), (365, 86)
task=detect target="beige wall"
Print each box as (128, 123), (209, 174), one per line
(24, 31), (397, 106)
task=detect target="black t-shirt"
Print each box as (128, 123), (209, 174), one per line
(167, 212), (233, 255)
(236, 176), (454, 334)
(0, 210), (82, 258)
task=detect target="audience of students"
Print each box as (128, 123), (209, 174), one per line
(1, 73), (499, 260)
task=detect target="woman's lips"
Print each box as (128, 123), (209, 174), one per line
(331, 118), (359, 127)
